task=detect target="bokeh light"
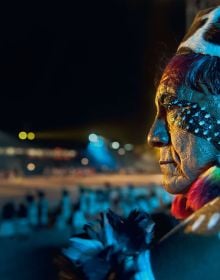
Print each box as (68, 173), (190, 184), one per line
(27, 162), (36, 171)
(27, 132), (35, 140)
(81, 157), (89, 166)
(111, 141), (120, 150)
(124, 143), (134, 151)
(118, 148), (125, 155)
(88, 133), (98, 143)
(18, 131), (27, 140)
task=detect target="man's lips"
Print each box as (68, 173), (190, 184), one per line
(159, 160), (176, 165)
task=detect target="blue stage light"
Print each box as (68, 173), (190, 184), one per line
(87, 135), (117, 170)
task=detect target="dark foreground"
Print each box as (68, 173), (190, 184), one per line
(0, 227), (72, 280)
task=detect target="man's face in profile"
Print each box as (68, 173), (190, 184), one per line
(148, 76), (220, 194)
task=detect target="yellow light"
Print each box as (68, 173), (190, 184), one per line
(18, 131), (27, 140)
(5, 147), (15, 156)
(27, 132), (35, 140)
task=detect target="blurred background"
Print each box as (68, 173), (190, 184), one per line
(0, 0), (218, 280)
(0, 0), (186, 195)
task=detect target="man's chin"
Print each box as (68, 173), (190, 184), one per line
(162, 174), (193, 194)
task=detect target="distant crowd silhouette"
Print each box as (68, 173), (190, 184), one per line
(0, 183), (172, 238)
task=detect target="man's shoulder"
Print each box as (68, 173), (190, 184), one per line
(184, 197), (220, 235)
(151, 197), (220, 280)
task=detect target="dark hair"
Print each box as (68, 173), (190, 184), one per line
(161, 53), (220, 95)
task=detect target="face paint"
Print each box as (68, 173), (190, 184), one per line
(148, 6), (220, 218)
(160, 93), (220, 149)
(148, 83), (220, 194)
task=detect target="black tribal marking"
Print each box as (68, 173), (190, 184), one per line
(160, 94), (220, 149)
(204, 22), (220, 45)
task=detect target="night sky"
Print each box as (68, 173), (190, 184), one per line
(0, 0), (185, 146)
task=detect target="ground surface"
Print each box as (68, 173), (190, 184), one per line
(0, 173), (162, 280)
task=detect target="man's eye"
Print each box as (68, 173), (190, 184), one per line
(159, 94), (192, 113)
(165, 103), (191, 112)
(166, 104), (179, 111)
(167, 104), (191, 123)
(163, 103), (180, 111)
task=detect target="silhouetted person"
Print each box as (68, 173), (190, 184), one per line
(71, 202), (87, 234)
(16, 203), (30, 236)
(26, 194), (38, 227)
(60, 189), (72, 223)
(37, 190), (49, 227)
(0, 202), (16, 237)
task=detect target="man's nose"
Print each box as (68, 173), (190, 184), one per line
(147, 118), (170, 147)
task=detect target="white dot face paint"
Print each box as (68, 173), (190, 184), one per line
(160, 94), (220, 150)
